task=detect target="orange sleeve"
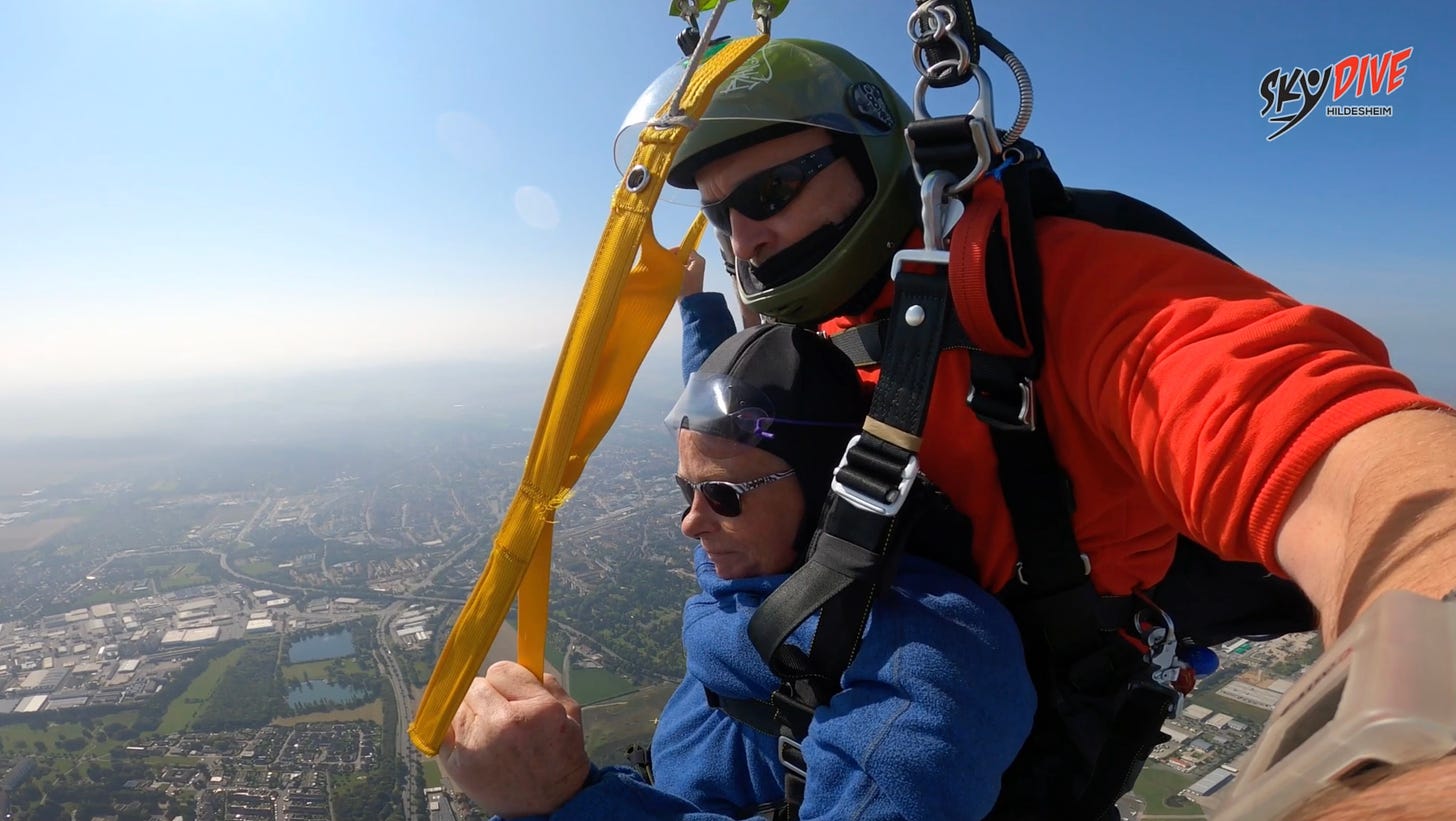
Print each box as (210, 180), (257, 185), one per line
(1037, 217), (1450, 573)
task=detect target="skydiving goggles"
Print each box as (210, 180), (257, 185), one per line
(699, 144), (842, 233)
(1213, 589), (1456, 820)
(674, 469), (796, 518)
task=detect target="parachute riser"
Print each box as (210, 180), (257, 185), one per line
(661, 0), (734, 129)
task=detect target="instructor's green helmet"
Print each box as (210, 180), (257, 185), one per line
(616, 39), (918, 325)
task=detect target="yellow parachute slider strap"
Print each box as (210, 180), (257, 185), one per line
(677, 211), (709, 266)
(516, 214), (705, 680)
(407, 34), (766, 758)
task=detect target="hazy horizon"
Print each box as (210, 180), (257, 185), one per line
(0, 344), (687, 444)
(3, 2), (1451, 438)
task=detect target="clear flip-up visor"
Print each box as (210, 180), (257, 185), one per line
(614, 40), (898, 185)
(665, 372), (779, 451)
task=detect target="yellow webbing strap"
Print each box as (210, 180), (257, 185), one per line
(408, 34), (767, 757)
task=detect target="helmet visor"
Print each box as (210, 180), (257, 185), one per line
(665, 371), (779, 454)
(615, 39), (899, 184)
(665, 371), (860, 459)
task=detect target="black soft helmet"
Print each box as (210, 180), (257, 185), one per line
(665, 323), (866, 535)
(617, 39), (918, 324)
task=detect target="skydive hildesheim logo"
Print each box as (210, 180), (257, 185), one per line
(1259, 48), (1412, 141)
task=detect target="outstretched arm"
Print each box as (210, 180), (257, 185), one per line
(1277, 408), (1456, 639)
(1033, 219), (1453, 633)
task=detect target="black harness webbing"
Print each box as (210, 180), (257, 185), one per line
(970, 157), (1177, 820)
(738, 262), (953, 820)
(748, 271), (952, 680)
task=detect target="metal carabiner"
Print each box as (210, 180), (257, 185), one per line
(1134, 602), (1182, 687)
(910, 64), (1004, 194)
(919, 170), (960, 253)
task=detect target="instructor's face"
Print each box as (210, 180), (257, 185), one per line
(695, 128), (865, 269)
(677, 431), (804, 580)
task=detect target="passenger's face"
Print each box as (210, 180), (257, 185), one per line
(676, 431), (804, 580)
(694, 128), (865, 267)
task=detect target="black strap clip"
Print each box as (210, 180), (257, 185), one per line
(829, 434), (920, 516)
(968, 350), (1038, 430)
(968, 374), (1036, 431)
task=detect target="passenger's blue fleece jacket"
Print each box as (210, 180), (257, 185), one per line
(680, 291), (737, 384)
(506, 546), (1035, 820)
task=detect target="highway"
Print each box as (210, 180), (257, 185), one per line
(375, 601), (423, 821)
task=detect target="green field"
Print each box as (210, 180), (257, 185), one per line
(409, 658), (433, 687)
(274, 699), (385, 727)
(283, 657), (365, 681)
(580, 682), (677, 763)
(77, 588), (143, 608)
(157, 562), (211, 592)
(565, 667), (637, 706)
(235, 561), (277, 577)
(146, 754), (205, 767)
(61, 557), (215, 609)
(423, 759), (442, 789)
(0, 719), (87, 749)
(1133, 762), (1205, 816)
(1187, 692), (1272, 726)
(544, 640), (635, 706)
(157, 645), (248, 734)
(0, 710), (139, 762)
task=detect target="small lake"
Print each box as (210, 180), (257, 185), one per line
(287, 680), (365, 710)
(287, 630), (355, 664)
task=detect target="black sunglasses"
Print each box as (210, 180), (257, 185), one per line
(700, 145), (841, 233)
(675, 469), (796, 517)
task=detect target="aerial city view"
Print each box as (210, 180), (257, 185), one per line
(0, 371), (1330, 820)
(0, 376), (693, 821)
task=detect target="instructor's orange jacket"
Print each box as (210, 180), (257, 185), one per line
(823, 217), (1448, 595)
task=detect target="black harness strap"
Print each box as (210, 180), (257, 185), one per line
(951, 159), (1165, 820)
(748, 269), (952, 685)
(863, 268), (954, 436)
(711, 482), (975, 821)
(829, 304), (976, 370)
(828, 321), (885, 368)
(739, 261), (955, 813)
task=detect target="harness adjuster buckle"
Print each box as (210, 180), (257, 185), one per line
(1015, 553), (1091, 586)
(830, 435), (921, 517)
(968, 375), (1036, 431)
(777, 734), (808, 782)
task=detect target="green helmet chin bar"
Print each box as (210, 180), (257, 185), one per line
(622, 38), (919, 325)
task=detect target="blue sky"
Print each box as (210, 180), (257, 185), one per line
(2, 1), (1452, 402)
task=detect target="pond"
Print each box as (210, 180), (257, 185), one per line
(287, 680), (365, 710)
(287, 630), (355, 664)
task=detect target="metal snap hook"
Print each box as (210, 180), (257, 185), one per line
(918, 170), (957, 253)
